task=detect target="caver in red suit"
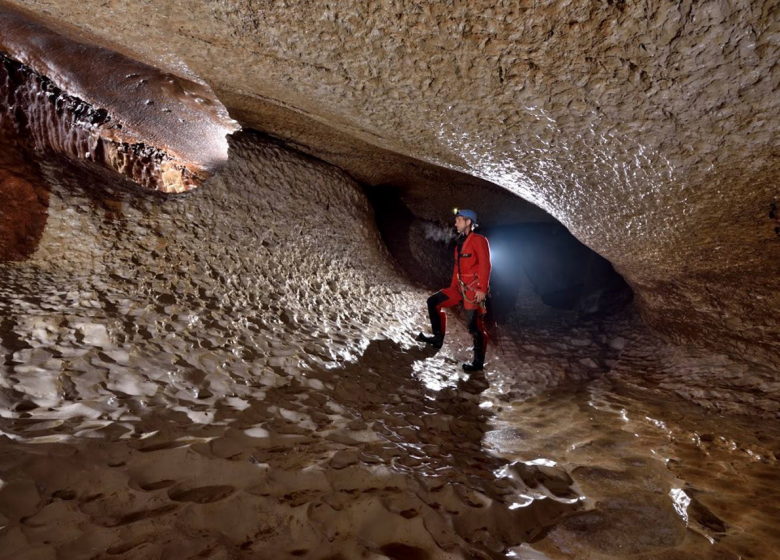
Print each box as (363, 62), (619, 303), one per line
(417, 209), (491, 372)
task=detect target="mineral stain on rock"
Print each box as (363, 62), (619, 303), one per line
(0, 132), (50, 261)
(0, 165), (49, 261)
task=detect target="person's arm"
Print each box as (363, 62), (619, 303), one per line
(475, 236), (491, 293)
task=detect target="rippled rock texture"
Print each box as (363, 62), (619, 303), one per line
(2, 2), (780, 556)
(2, 123), (779, 560)
(5, 0), (779, 372)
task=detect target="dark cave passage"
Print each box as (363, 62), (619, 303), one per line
(367, 184), (633, 328)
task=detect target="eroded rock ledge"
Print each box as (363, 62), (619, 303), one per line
(0, 54), (201, 192)
(0, 4), (237, 192)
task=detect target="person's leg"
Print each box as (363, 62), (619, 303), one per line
(463, 308), (488, 371)
(418, 288), (461, 348)
(426, 292), (449, 337)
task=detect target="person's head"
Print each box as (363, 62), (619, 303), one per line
(454, 209), (478, 234)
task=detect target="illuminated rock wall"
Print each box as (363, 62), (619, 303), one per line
(1, 132), (417, 396)
(6, 0), (780, 372)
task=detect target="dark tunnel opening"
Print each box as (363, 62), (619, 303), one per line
(479, 222), (634, 321)
(366, 184), (634, 326)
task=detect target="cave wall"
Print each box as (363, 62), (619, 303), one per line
(1, 131), (422, 416)
(6, 0), (779, 372)
(1, 131), (597, 556)
(0, 148), (49, 262)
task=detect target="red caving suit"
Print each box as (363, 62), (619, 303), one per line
(426, 231), (492, 365)
(440, 231), (492, 311)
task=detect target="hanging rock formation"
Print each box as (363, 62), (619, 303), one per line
(0, 5), (238, 192)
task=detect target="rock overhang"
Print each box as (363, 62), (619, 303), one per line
(0, 3), (239, 192)
(1, 0), (779, 370)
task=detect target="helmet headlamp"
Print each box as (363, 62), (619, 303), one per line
(453, 208), (478, 224)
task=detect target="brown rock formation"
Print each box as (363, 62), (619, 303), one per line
(0, 119), (50, 261)
(0, 54), (204, 193)
(1, 131), (778, 559)
(4, 0), (778, 370)
(0, 131), (588, 558)
(0, 5), (238, 192)
(0, 166), (48, 261)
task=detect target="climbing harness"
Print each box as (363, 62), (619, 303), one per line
(457, 273), (488, 310)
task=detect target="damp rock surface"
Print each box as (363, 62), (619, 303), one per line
(0, 132), (586, 559)
(6, 0), (780, 369)
(1, 130), (779, 559)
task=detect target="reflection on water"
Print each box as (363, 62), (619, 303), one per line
(488, 381), (780, 559)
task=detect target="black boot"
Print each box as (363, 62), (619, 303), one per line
(462, 340), (485, 371)
(462, 343), (486, 371)
(463, 310), (487, 372)
(416, 332), (444, 349)
(462, 361), (484, 372)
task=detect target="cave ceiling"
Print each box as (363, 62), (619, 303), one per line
(2, 0), (780, 367)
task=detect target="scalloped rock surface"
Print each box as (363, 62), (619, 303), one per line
(2, 130), (780, 560)
(5, 0), (780, 372)
(0, 132), (590, 559)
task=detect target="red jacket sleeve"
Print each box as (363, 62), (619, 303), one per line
(475, 236), (491, 291)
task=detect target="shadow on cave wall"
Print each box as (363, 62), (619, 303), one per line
(367, 184), (633, 326)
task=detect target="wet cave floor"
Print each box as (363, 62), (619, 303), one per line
(2, 323), (778, 560)
(1, 134), (779, 560)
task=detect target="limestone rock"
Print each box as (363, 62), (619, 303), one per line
(4, 0), (778, 368)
